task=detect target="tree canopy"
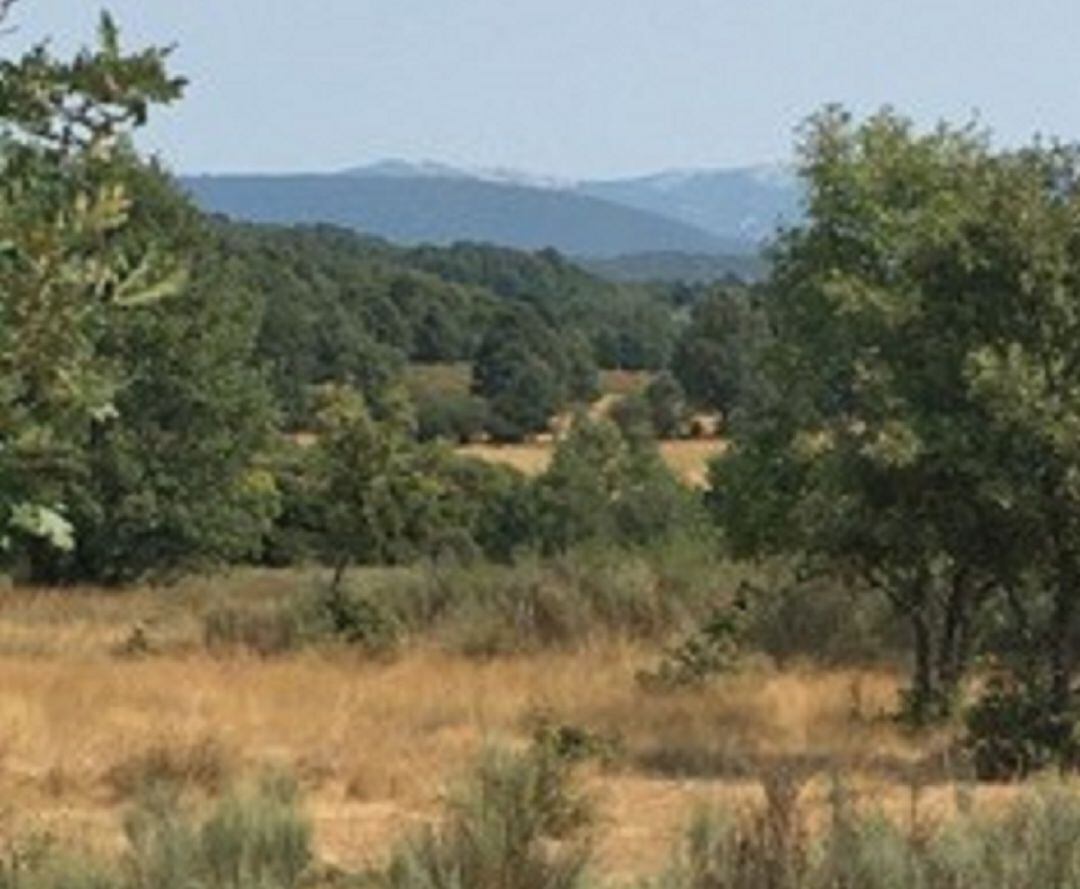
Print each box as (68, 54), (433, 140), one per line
(711, 108), (1080, 724)
(0, 11), (185, 566)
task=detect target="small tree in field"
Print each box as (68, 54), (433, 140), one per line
(672, 286), (769, 426)
(644, 371), (688, 439)
(313, 386), (445, 588)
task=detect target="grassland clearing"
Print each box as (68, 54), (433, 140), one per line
(0, 570), (1020, 883)
(459, 438), (724, 484)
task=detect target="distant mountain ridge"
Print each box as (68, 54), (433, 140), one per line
(182, 159), (803, 263)
(342, 158), (804, 244)
(578, 165), (802, 246)
(183, 174), (726, 259)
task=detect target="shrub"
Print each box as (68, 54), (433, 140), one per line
(637, 606), (743, 692)
(644, 371), (688, 439)
(649, 768), (812, 889)
(312, 581), (402, 654)
(375, 745), (592, 889)
(203, 580), (401, 657)
(429, 543), (722, 656)
(963, 674), (1080, 780)
(739, 568), (904, 667)
(0, 835), (118, 889)
(260, 442), (325, 568)
(534, 416), (706, 554)
(125, 773), (311, 889)
(415, 393), (491, 443)
(203, 599), (307, 657)
(649, 775), (1080, 889)
(428, 456), (537, 563)
(209, 540), (735, 659)
(0, 773), (312, 889)
(609, 393), (653, 443)
(527, 711), (624, 767)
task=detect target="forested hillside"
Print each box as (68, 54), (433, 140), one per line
(215, 222), (690, 431)
(579, 249), (767, 283)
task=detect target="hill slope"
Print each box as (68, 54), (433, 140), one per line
(576, 165), (802, 247)
(183, 174), (726, 258)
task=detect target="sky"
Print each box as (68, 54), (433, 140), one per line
(7, 1), (1080, 180)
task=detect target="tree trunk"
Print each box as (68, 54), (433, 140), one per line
(935, 568), (982, 713)
(331, 555), (349, 593)
(909, 610), (937, 725)
(1049, 579), (1077, 720)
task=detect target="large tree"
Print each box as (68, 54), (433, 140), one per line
(711, 109), (1040, 721)
(0, 10), (185, 569)
(39, 165), (279, 584)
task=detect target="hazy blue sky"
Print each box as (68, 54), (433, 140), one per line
(8, 1), (1080, 178)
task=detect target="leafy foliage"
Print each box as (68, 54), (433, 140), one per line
(32, 165), (277, 584)
(217, 224), (672, 430)
(708, 108), (1072, 723)
(0, 12), (185, 566)
(535, 416), (705, 553)
(672, 284), (770, 422)
(311, 385), (443, 582)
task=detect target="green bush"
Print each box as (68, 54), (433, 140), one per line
(648, 776), (1080, 889)
(210, 540), (734, 659)
(260, 443), (326, 568)
(125, 774), (311, 889)
(0, 774), (311, 889)
(739, 569), (904, 668)
(203, 580), (401, 657)
(0, 835), (118, 889)
(415, 393), (491, 443)
(374, 745), (592, 889)
(528, 711), (624, 767)
(963, 675), (1080, 780)
(609, 393), (654, 443)
(637, 607), (744, 692)
(203, 599), (308, 657)
(534, 416), (707, 554)
(428, 543), (723, 655)
(644, 371), (689, 439)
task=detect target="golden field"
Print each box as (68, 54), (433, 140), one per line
(0, 571), (1023, 882)
(459, 438), (725, 486)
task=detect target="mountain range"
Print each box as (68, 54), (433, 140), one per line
(182, 160), (803, 268)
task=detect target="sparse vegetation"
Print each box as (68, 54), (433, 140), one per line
(371, 745), (593, 889)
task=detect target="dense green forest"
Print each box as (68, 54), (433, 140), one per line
(217, 222), (691, 431)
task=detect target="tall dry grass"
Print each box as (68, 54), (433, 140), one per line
(0, 649), (971, 877)
(457, 438), (724, 484)
(0, 572), (1015, 881)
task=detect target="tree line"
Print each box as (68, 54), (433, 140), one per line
(0, 9), (716, 586)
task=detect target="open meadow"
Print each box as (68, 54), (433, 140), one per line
(0, 570), (1026, 885)
(458, 438), (725, 486)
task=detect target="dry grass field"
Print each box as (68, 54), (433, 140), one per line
(459, 438), (725, 486)
(0, 571), (1019, 883)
